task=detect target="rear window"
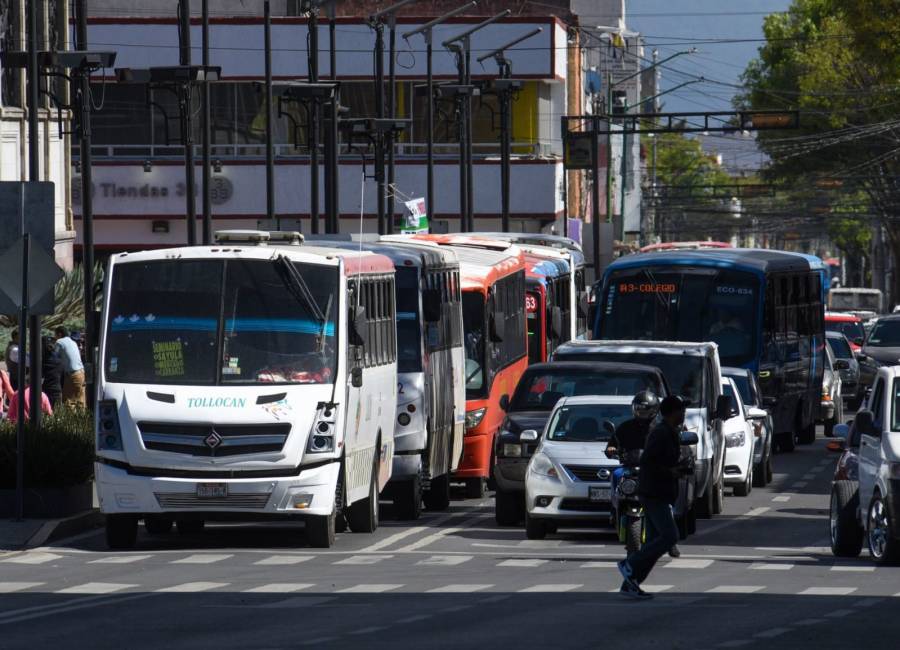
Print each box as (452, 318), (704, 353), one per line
(510, 368), (665, 412)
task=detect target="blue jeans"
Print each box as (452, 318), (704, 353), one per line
(625, 496), (679, 584)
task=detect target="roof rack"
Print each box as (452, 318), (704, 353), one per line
(214, 230), (305, 245)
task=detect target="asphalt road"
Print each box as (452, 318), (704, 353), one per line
(2, 429), (898, 650)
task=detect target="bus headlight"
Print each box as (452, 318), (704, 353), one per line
(307, 405), (336, 453)
(465, 408), (486, 430)
(97, 399), (122, 451)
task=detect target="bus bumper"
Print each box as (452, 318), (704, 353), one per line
(95, 461), (340, 518)
(453, 431), (492, 479)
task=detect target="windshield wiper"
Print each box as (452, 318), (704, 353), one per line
(273, 255), (326, 326)
(318, 294), (334, 354)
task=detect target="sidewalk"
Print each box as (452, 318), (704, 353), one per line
(0, 484), (103, 551)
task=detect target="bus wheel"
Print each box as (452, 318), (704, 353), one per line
(106, 515), (138, 550)
(697, 485), (714, 519)
(393, 473), (422, 521)
(797, 421), (816, 445)
(176, 520), (205, 535)
(424, 473), (451, 511)
(465, 478), (486, 499)
(348, 455), (380, 533)
(144, 516), (173, 535)
(712, 476), (725, 514)
(307, 509), (336, 548)
(779, 432), (796, 452)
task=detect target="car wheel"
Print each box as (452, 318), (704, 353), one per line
(797, 421), (816, 445)
(712, 474), (725, 514)
(465, 477), (486, 499)
(393, 473), (422, 521)
(105, 515), (138, 550)
(734, 465), (752, 497)
(752, 459), (766, 488)
(824, 417), (835, 437)
(687, 504), (697, 535)
(524, 513), (546, 540)
(697, 483), (714, 519)
(830, 480), (863, 558)
(867, 492), (900, 566)
(495, 486), (524, 526)
(765, 451), (774, 484)
(144, 516), (173, 536)
(176, 520), (205, 535)
(780, 432), (796, 453)
(625, 516), (643, 553)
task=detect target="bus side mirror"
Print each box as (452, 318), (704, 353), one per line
(351, 366), (363, 388)
(499, 394), (510, 411)
(422, 288), (441, 323)
(350, 306), (368, 347)
(490, 312), (505, 342)
(680, 430), (699, 445)
(715, 395), (732, 421)
(550, 306), (563, 339)
(855, 410), (878, 436)
(578, 292), (589, 317)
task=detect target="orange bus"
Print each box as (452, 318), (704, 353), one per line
(405, 235), (528, 498)
(524, 251), (572, 363)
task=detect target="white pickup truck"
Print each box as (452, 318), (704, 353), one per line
(830, 365), (900, 565)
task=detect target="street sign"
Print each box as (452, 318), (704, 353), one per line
(564, 132), (594, 170)
(0, 237), (65, 311)
(400, 198), (428, 234)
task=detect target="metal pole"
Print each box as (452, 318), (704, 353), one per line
(425, 32), (434, 233)
(201, 0), (212, 244)
(605, 73), (612, 226)
(264, 1), (276, 227)
(374, 22), (386, 234)
(179, 0), (197, 246)
(463, 38), (474, 232)
(619, 98), (628, 241)
(386, 15), (397, 234)
(325, 4), (338, 234)
(309, 7), (320, 234)
(454, 49), (467, 232)
(16, 233), (30, 520)
(499, 77), (511, 233)
(591, 116), (601, 279)
(560, 115), (568, 238)
(26, 0), (41, 427)
(76, 0), (96, 408)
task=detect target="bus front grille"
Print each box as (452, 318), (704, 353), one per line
(154, 492), (272, 509)
(138, 422), (291, 457)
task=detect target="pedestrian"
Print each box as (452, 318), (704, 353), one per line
(5, 329), (20, 390)
(42, 335), (64, 409)
(617, 395), (688, 600)
(0, 367), (14, 417)
(55, 326), (86, 408)
(8, 380), (54, 422)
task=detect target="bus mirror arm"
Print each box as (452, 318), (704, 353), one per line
(551, 306), (563, 339)
(351, 366), (363, 388)
(350, 306), (368, 347)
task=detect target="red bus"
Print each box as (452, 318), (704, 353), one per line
(524, 252), (571, 363)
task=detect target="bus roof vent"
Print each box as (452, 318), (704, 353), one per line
(214, 230), (270, 245)
(268, 231), (305, 245)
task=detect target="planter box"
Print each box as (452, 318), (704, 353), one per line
(0, 483), (93, 518)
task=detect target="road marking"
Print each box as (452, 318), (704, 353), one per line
(830, 565), (875, 572)
(772, 496), (791, 502)
(518, 539), (562, 548)
(794, 618), (825, 626)
(243, 583), (314, 593)
(799, 587), (857, 596)
(89, 555), (152, 565)
(258, 596), (336, 608)
(440, 605), (475, 613)
(497, 559), (547, 568)
(693, 507), (770, 537)
(0, 593), (153, 627)
(358, 526), (429, 553)
(349, 626), (386, 635)
(751, 563), (793, 571)
(56, 583), (136, 595)
(417, 555), (472, 566)
(171, 554), (233, 565)
(298, 637), (338, 646)
(397, 614), (432, 624)
(581, 561), (618, 569)
(156, 582), (229, 593)
(395, 513), (489, 553)
(479, 595), (510, 604)
(427, 584), (492, 593)
(254, 555), (314, 566)
(0, 582), (44, 593)
(665, 559), (713, 569)
(792, 481), (808, 489)
(642, 585), (673, 593)
(1, 552), (63, 565)
(824, 609), (854, 618)
(706, 586), (765, 594)
(518, 584), (582, 593)
(718, 641), (753, 648)
(755, 628), (790, 639)
(337, 584), (403, 593)
(802, 474), (816, 480)
(334, 555), (393, 565)
(809, 466), (826, 474)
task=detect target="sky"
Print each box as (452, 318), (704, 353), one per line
(626, 0), (793, 171)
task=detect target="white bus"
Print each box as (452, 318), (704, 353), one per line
(95, 231), (397, 549)
(827, 287), (883, 321)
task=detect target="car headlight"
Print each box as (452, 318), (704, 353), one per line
(502, 443), (522, 457)
(465, 408), (486, 430)
(619, 478), (637, 496)
(529, 452), (558, 478)
(725, 431), (746, 448)
(821, 392), (832, 402)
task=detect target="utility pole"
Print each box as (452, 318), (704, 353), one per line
(201, 0), (212, 244)
(26, 0), (42, 426)
(308, 2), (321, 234)
(178, 0), (197, 245)
(326, 1), (339, 234)
(264, 1), (276, 228)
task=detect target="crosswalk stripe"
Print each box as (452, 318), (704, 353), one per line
(0, 582), (45, 593)
(518, 584), (582, 593)
(56, 582), (136, 595)
(334, 555), (393, 566)
(706, 586), (765, 594)
(243, 583), (314, 594)
(337, 584), (403, 593)
(718, 641), (753, 648)
(254, 555), (314, 566)
(349, 626), (386, 635)
(792, 481), (808, 489)
(497, 559), (547, 568)
(416, 555), (472, 567)
(802, 474), (816, 480)
(772, 496), (791, 502)
(830, 566), (875, 572)
(799, 587), (857, 596)
(665, 559), (713, 569)
(156, 582), (229, 593)
(171, 554), (233, 564)
(1, 552), (63, 565)
(642, 585), (673, 593)
(427, 584), (493, 593)
(581, 561), (618, 569)
(751, 563), (793, 571)
(755, 628), (791, 639)
(89, 555), (152, 565)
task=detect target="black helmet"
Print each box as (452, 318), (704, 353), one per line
(632, 390), (660, 420)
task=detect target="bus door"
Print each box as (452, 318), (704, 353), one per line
(526, 283), (545, 363)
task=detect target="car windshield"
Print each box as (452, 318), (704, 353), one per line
(866, 320), (900, 347)
(105, 258), (338, 385)
(826, 320), (865, 343)
(546, 403), (632, 442)
(726, 373), (753, 406)
(553, 350), (704, 405)
(828, 336), (853, 359)
(463, 292), (486, 398)
(396, 267), (422, 373)
(510, 368), (664, 412)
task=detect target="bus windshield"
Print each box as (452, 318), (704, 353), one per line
(830, 291), (881, 312)
(463, 292), (486, 398)
(105, 259), (338, 385)
(396, 267), (422, 373)
(600, 267), (759, 366)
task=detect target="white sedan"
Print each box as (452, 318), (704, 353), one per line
(524, 395), (633, 539)
(722, 377), (756, 496)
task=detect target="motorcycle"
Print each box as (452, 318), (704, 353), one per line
(611, 448), (644, 553)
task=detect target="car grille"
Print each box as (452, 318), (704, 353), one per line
(138, 422), (291, 457)
(154, 492), (272, 509)
(564, 465), (612, 482)
(559, 498), (611, 512)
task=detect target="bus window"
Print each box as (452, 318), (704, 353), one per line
(463, 292), (486, 397)
(526, 290), (542, 363)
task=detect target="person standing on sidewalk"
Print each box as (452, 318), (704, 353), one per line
(617, 395), (687, 600)
(55, 326), (86, 408)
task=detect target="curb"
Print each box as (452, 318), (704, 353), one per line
(25, 509), (105, 549)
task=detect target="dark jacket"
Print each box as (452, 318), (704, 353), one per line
(611, 417), (651, 453)
(41, 349), (64, 406)
(637, 420), (682, 504)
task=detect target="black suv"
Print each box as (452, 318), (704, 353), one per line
(493, 361), (670, 525)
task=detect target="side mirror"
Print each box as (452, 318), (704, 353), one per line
(578, 292), (589, 317)
(550, 306), (563, 339)
(490, 312), (505, 342)
(834, 359), (850, 371)
(833, 423), (850, 440)
(857, 354), (869, 362)
(520, 429), (539, 442)
(747, 406), (768, 420)
(715, 394), (732, 421)
(350, 366), (363, 388)
(855, 409), (878, 436)
(854, 337), (864, 346)
(349, 306), (368, 346)
(422, 288), (441, 322)
(826, 439), (846, 453)
(680, 430), (699, 445)
(499, 394), (510, 412)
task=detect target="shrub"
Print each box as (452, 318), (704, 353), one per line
(0, 407), (94, 488)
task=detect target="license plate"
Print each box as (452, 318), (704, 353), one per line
(196, 483), (228, 498)
(589, 487), (611, 502)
